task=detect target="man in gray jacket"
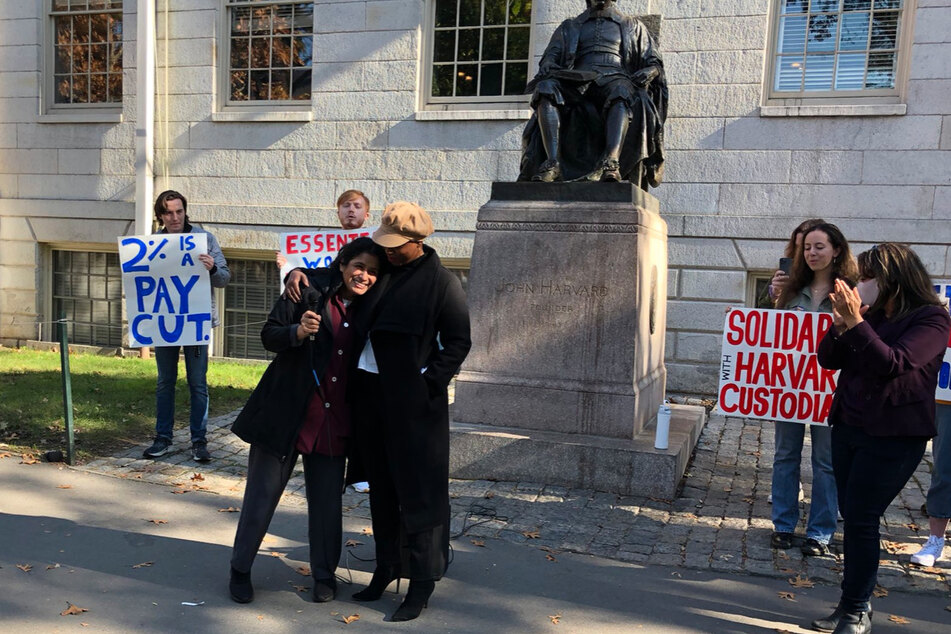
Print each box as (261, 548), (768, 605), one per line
(143, 190), (230, 462)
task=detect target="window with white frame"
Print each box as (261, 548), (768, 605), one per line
(767, 0), (910, 102)
(425, 0), (533, 108)
(50, 250), (124, 347)
(49, 0), (123, 109)
(223, 0), (313, 105)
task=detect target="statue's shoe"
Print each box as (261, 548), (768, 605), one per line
(532, 159), (562, 182)
(599, 158), (621, 182)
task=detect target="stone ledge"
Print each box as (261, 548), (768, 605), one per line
(449, 403), (707, 499)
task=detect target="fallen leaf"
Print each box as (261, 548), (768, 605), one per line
(16, 564), (32, 573)
(361, 527), (373, 536)
(873, 585), (889, 598)
(81, 623), (89, 627)
(549, 614), (561, 624)
(777, 551), (790, 560)
(522, 530), (540, 539)
(146, 519), (168, 525)
(883, 541), (915, 555)
(484, 491), (495, 499)
(342, 614), (360, 624)
(268, 551), (285, 558)
(648, 496), (672, 504)
(0, 452), (12, 459)
(20, 454), (38, 465)
(46, 563), (61, 570)
(746, 450), (761, 457)
(296, 565), (311, 576)
(217, 507), (240, 513)
(344, 539), (363, 548)
(888, 615), (910, 624)
(546, 553), (557, 562)
(788, 574), (815, 588)
(57, 484), (73, 489)
(777, 591), (796, 602)
(132, 561), (153, 569)
(257, 615), (264, 621)
(778, 567), (796, 574)
(906, 522), (919, 532)
(171, 489), (187, 495)
(743, 497), (755, 504)
(61, 603), (88, 616)
(290, 584), (308, 593)
(471, 539), (486, 547)
(190, 473), (204, 481)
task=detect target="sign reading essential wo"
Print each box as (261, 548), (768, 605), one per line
(718, 307), (838, 425)
(277, 227), (376, 289)
(118, 233), (212, 348)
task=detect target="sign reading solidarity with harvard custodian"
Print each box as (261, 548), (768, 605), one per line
(718, 308), (838, 425)
(118, 233), (212, 348)
(278, 227), (375, 288)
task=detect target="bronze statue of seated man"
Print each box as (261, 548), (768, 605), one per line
(518, 0), (668, 189)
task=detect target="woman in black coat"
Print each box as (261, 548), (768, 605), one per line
(228, 238), (385, 605)
(813, 243), (950, 634)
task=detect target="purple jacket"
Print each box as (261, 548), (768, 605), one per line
(817, 304), (950, 438)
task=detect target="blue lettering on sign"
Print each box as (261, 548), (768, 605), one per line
(157, 315), (185, 342)
(188, 313), (212, 341)
(940, 362), (951, 390)
(121, 238), (149, 272)
(181, 253), (195, 266)
(134, 277), (156, 312)
(170, 275), (199, 314)
(302, 256), (333, 268)
(180, 235), (196, 251)
(131, 314), (154, 345)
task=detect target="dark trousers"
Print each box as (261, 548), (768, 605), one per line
(355, 371), (448, 581)
(831, 423), (926, 612)
(230, 444), (345, 581)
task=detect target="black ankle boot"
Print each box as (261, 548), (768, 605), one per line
(229, 566), (253, 603)
(813, 605), (873, 632)
(390, 580), (434, 622)
(830, 610), (871, 634)
(352, 566), (399, 602)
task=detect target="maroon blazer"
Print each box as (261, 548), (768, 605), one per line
(817, 304), (951, 438)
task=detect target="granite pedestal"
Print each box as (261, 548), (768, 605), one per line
(451, 182), (705, 498)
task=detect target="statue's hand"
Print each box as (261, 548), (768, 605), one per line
(630, 67), (659, 87)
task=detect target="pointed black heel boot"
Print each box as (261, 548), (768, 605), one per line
(390, 579), (434, 622)
(352, 566), (399, 602)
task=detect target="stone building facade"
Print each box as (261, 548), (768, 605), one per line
(1, 0), (949, 398)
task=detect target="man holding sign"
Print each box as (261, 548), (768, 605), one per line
(143, 190), (230, 462)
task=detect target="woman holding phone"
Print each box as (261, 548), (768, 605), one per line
(813, 243), (950, 633)
(771, 223), (857, 557)
(228, 238), (385, 605)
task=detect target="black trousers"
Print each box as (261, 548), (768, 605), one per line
(354, 371), (448, 581)
(230, 444), (345, 581)
(831, 423), (926, 612)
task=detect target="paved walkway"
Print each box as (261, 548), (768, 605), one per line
(79, 411), (950, 596)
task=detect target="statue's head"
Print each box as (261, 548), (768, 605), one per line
(586, 0), (615, 7)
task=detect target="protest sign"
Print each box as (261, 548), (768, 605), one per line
(935, 284), (951, 404)
(277, 227), (375, 288)
(118, 233), (212, 348)
(718, 307), (837, 425)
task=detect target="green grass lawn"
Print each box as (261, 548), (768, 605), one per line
(0, 347), (265, 462)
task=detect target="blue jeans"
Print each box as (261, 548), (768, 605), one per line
(832, 423), (926, 612)
(927, 404), (951, 519)
(771, 421), (838, 543)
(155, 345), (209, 443)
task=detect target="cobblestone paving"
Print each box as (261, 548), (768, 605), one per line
(79, 412), (950, 595)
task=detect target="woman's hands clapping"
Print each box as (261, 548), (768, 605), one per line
(829, 278), (866, 334)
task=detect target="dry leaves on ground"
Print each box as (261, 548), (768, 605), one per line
(268, 551), (285, 558)
(0, 452), (13, 459)
(777, 591), (796, 602)
(484, 491), (495, 499)
(344, 539), (362, 548)
(296, 565), (311, 576)
(290, 583), (308, 593)
(218, 507), (240, 513)
(57, 484), (73, 489)
(20, 453), (38, 464)
(146, 519), (168, 525)
(545, 553), (558, 562)
(888, 615), (910, 624)
(906, 522), (919, 532)
(342, 614), (360, 624)
(131, 561), (153, 569)
(522, 530), (540, 539)
(549, 614), (561, 624)
(361, 527), (373, 536)
(191, 473), (204, 481)
(16, 564), (32, 573)
(873, 585), (889, 598)
(170, 489), (187, 495)
(788, 574), (815, 588)
(47, 563), (60, 570)
(471, 539), (486, 547)
(882, 541), (915, 555)
(61, 603), (88, 616)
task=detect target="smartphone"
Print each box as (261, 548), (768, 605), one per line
(779, 257), (793, 274)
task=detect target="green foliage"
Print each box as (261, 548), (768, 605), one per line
(0, 347), (264, 462)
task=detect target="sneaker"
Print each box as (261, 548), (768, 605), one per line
(801, 538), (831, 556)
(353, 481), (370, 493)
(192, 441), (211, 463)
(143, 437), (172, 458)
(910, 535), (945, 567)
(771, 531), (795, 549)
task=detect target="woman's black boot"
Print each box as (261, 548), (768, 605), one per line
(390, 580), (434, 622)
(352, 566), (399, 602)
(830, 610), (871, 634)
(229, 566), (253, 603)
(812, 605), (873, 632)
